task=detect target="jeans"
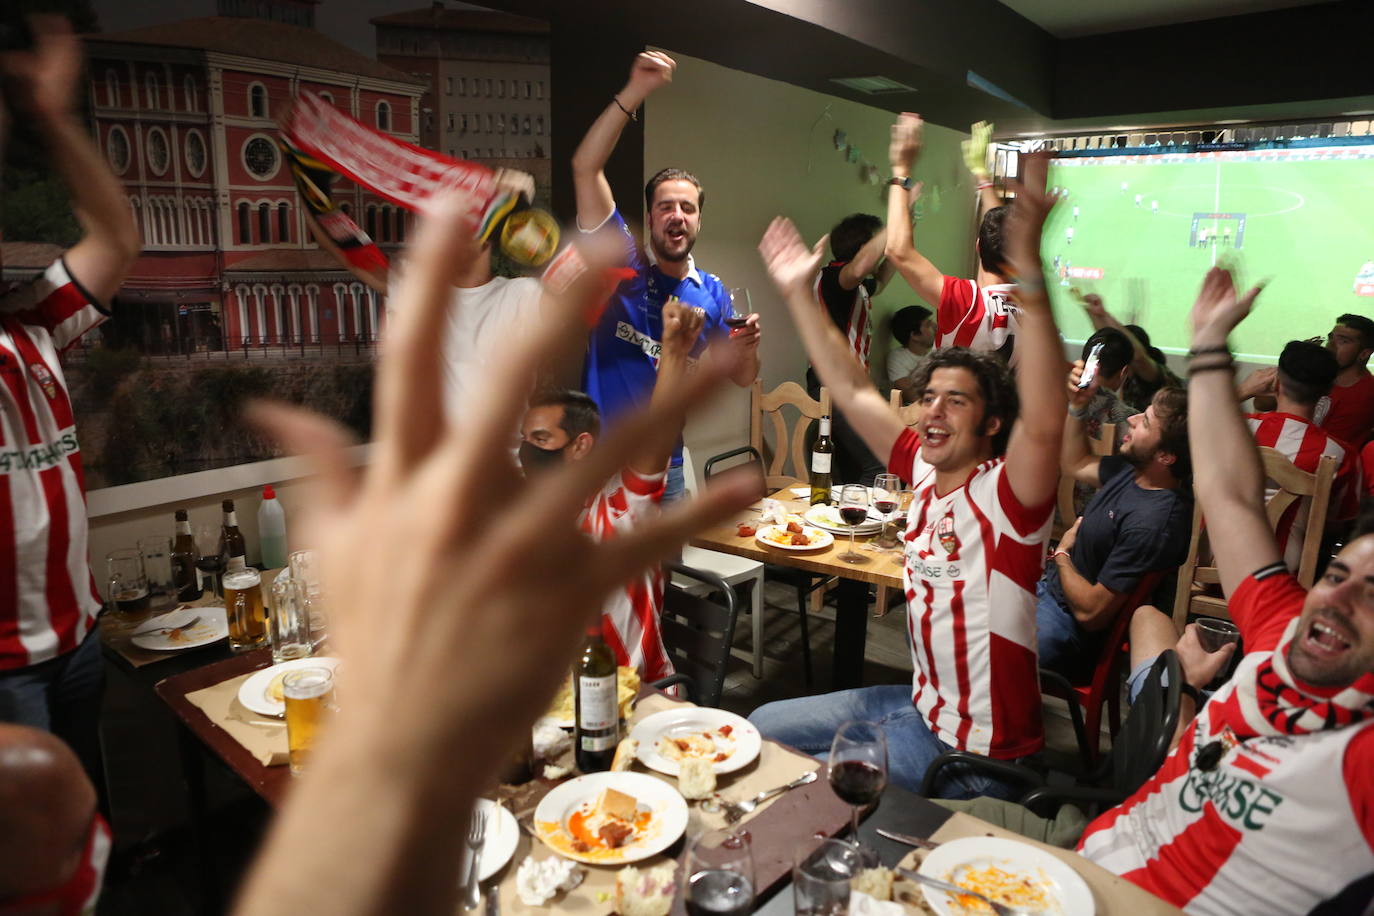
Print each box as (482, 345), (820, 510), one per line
(0, 624), (106, 790)
(1035, 577), (1103, 683)
(663, 462), (686, 505)
(748, 685), (1023, 801)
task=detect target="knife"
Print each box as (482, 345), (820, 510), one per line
(875, 828), (940, 851)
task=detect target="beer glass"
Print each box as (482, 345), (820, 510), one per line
(289, 549), (326, 644)
(137, 535), (177, 610)
(106, 548), (151, 621)
(222, 567), (267, 652)
(283, 667), (334, 776)
(269, 574), (312, 663)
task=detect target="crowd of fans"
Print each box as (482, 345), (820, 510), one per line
(1, 25), (1371, 916)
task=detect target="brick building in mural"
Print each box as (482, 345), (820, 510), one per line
(76, 12), (425, 353)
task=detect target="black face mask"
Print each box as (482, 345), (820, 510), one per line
(519, 439), (568, 475)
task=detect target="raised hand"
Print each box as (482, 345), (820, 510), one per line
(661, 299), (705, 359)
(0, 15), (82, 119)
(626, 50), (675, 96)
(1080, 292), (1108, 320)
(889, 112), (922, 171)
(961, 120), (993, 179)
(1189, 266), (1264, 348)
(758, 217), (825, 299)
(1177, 623), (1237, 690)
(492, 167), (535, 203)
(1002, 151), (1058, 290)
(1067, 359), (1097, 409)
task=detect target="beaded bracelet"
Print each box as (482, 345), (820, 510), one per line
(613, 96), (637, 121)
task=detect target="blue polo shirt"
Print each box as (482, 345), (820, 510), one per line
(581, 208), (733, 466)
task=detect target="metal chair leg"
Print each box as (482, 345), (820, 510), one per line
(795, 580), (814, 690)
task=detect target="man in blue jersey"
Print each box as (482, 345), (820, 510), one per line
(571, 50), (760, 501)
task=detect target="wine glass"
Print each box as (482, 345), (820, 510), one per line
(828, 720), (888, 845)
(725, 287), (751, 330)
(836, 484), (869, 563)
(872, 474), (901, 549)
(194, 521), (225, 597)
(683, 828), (754, 916)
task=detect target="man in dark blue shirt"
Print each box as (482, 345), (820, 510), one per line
(1040, 367), (1193, 680)
(571, 51), (760, 501)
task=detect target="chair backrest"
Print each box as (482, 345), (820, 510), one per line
(659, 563), (741, 708)
(703, 445), (768, 500)
(1084, 570), (1163, 696)
(751, 380), (830, 487)
(1106, 649), (1181, 795)
(1055, 425), (1116, 531)
(887, 388), (922, 430)
(1172, 448), (1337, 623)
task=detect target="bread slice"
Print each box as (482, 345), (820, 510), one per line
(615, 863), (677, 916)
(595, 787), (638, 821)
(677, 757), (716, 800)
(611, 737), (638, 772)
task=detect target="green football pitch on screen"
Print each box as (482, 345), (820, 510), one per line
(1043, 147), (1374, 362)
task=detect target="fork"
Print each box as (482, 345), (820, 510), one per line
(462, 810), (487, 911)
(139, 615), (201, 635)
(714, 770), (818, 823)
(896, 867), (1040, 916)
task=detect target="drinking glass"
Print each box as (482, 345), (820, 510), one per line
(269, 574), (312, 663)
(195, 521), (225, 597)
(872, 474), (901, 548)
(283, 667), (335, 776)
(725, 287), (751, 330)
(1195, 617), (1240, 653)
(793, 838), (876, 916)
(836, 484), (870, 564)
(289, 549), (327, 644)
(106, 548), (151, 622)
(137, 535), (177, 610)
(222, 567), (267, 652)
(828, 720), (888, 844)
(683, 828), (754, 916)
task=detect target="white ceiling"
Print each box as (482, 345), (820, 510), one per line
(998, 0), (1335, 38)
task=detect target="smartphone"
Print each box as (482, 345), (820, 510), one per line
(1078, 342), (1103, 390)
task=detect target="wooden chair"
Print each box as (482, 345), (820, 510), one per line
(887, 388), (921, 430)
(1171, 448), (1337, 627)
(1053, 423), (1116, 540)
(750, 380), (830, 489)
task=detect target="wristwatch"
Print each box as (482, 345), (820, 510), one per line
(888, 175), (914, 191)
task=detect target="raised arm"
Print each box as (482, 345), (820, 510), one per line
(838, 228), (887, 291)
(1062, 360), (1104, 485)
(2, 17), (139, 304)
(1000, 152), (1067, 510)
(1082, 293), (1163, 384)
(883, 113), (944, 308)
(963, 120), (1002, 215)
(570, 51), (674, 230)
(1186, 268), (1280, 596)
(760, 219), (905, 461)
(631, 300), (703, 476)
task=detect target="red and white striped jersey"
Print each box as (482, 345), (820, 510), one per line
(934, 276), (1019, 355)
(814, 264), (872, 369)
(1246, 412), (1360, 572)
(888, 429), (1053, 758)
(1362, 439), (1374, 499)
(1078, 572), (1374, 915)
(0, 259), (105, 670)
(580, 466), (673, 683)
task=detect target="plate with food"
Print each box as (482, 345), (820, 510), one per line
(533, 772), (688, 865)
(803, 504), (883, 535)
(629, 708), (760, 776)
(470, 798), (520, 882)
(916, 836), (1093, 916)
(130, 605), (228, 651)
(238, 656), (342, 718)
(755, 523), (833, 551)
(545, 666), (640, 728)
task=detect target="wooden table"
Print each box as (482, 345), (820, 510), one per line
(689, 480), (903, 689)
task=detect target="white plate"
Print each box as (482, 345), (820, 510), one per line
(533, 771), (688, 865)
(755, 524), (834, 551)
(629, 708), (761, 776)
(469, 798), (519, 882)
(130, 606), (228, 651)
(237, 657), (341, 718)
(803, 504), (883, 535)
(917, 836), (1094, 916)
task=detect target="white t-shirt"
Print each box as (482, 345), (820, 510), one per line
(887, 346), (922, 385)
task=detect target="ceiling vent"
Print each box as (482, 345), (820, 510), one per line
(830, 76), (918, 95)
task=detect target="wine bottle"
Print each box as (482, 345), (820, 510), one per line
(573, 623), (619, 773)
(171, 509), (201, 601)
(810, 415), (834, 505)
(219, 499), (247, 573)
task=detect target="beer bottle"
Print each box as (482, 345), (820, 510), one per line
(573, 622), (618, 773)
(810, 415), (834, 505)
(171, 509), (201, 601)
(219, 499), (248, 573)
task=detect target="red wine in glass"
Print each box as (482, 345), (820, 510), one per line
(892, 513), (908, 530)
(724, 316), (749, 329)
(873, 499), (896, 516)
(839, 506), (868, 526)
(829, 759), (886, 807)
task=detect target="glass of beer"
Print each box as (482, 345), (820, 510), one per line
(106, 548), (151, 622)
(283, 667), (334, 776)
(223, 567), (267, 652)
(269, 574), (312, 663)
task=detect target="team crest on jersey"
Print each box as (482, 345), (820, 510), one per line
(936, 515), (958, 555)
(29, 362), (57, 400)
